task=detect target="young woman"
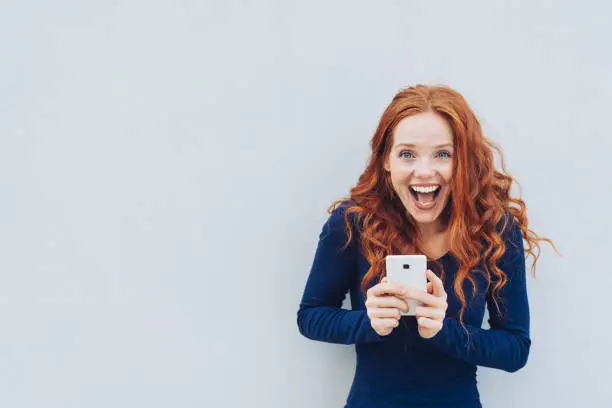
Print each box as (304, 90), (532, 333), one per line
(297, 85), (553, 407)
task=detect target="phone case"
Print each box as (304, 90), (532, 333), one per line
(385, 254), (428, 316)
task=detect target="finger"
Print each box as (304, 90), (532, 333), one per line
(366, 295), (409, 313)
(417, 316), (441, 329)
(377, 327), (393, 336)
(414, 306), (445, 321)
(427, 282), (433, 294)
(368, 307), (402, 320)
(381, 277), (389, 284)
(426, 269), (446, 298)
(368, 282), (407, 298)
(404, 289), (446, 309)
(372, 317), (400, 331)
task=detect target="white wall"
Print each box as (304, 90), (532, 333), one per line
(1, 1), (610, 407)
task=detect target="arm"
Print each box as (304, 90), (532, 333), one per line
(297, 206), (384, 345)
(424, 220), (531, 372)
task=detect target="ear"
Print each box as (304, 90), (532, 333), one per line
(383, 156), (391, 172)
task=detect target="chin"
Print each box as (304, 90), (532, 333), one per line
(408, 212), (441, 225)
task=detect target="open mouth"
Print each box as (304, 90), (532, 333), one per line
(409, 185), (441, 208)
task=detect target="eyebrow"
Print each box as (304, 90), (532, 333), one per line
(394, 143), (454, 149)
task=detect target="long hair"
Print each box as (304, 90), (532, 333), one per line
(330, 85), (554, 323)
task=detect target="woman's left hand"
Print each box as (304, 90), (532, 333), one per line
(406, 269), (448, 339)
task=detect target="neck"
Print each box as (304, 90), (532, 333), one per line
(416, 221), (444, 241)
(415, 221), (449, 259)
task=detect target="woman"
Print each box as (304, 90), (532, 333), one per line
(297, 85), (553, 407)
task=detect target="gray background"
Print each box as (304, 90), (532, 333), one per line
(1, 1), (611, 407)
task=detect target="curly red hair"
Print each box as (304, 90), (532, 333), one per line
(330, 85), (554, 323)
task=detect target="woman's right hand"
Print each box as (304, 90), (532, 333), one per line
(365, 277), (409, 336)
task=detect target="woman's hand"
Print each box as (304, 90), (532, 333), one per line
(365, 277), (409, 336)
(405, 269), (448, 339)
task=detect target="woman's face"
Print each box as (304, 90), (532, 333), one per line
(384, 111), (454, 229)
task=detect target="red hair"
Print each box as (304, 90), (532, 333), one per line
(330, 85), (554, 323)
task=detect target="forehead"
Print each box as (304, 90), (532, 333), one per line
(392, 112), (454, 148)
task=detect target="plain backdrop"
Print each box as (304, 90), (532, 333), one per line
(1, 1), (611, 407)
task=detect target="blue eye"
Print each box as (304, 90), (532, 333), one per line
(399, 151), (414, 159)
(437, 150), (452, 159)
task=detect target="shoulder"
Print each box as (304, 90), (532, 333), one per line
(497, 212), (523, 248)
(495, 212), (525, 267)
(328, 200), (352, 222)
(321, 200), (361, 244)
(324, 200), (354, 232)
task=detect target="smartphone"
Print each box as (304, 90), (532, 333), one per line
(385, 254), (428, 316)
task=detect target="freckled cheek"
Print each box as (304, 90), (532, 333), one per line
(443, 171), (453, 184)
(390, 163), (414, 181)
(438, 164), (453, 184)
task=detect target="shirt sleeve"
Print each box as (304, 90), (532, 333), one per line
(297, 205), (385, 345)
(423, 219), (531, 372)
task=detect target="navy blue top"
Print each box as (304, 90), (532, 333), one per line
(297, 205), (530, 408)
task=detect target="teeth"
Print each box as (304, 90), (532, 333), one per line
(411, 185), (440, 193)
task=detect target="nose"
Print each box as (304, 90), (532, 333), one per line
(413, 157), (435, 178)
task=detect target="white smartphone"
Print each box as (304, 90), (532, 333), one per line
(385, 254), (428, 316)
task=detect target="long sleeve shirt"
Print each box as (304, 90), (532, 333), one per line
(297, 204), (530, 408)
